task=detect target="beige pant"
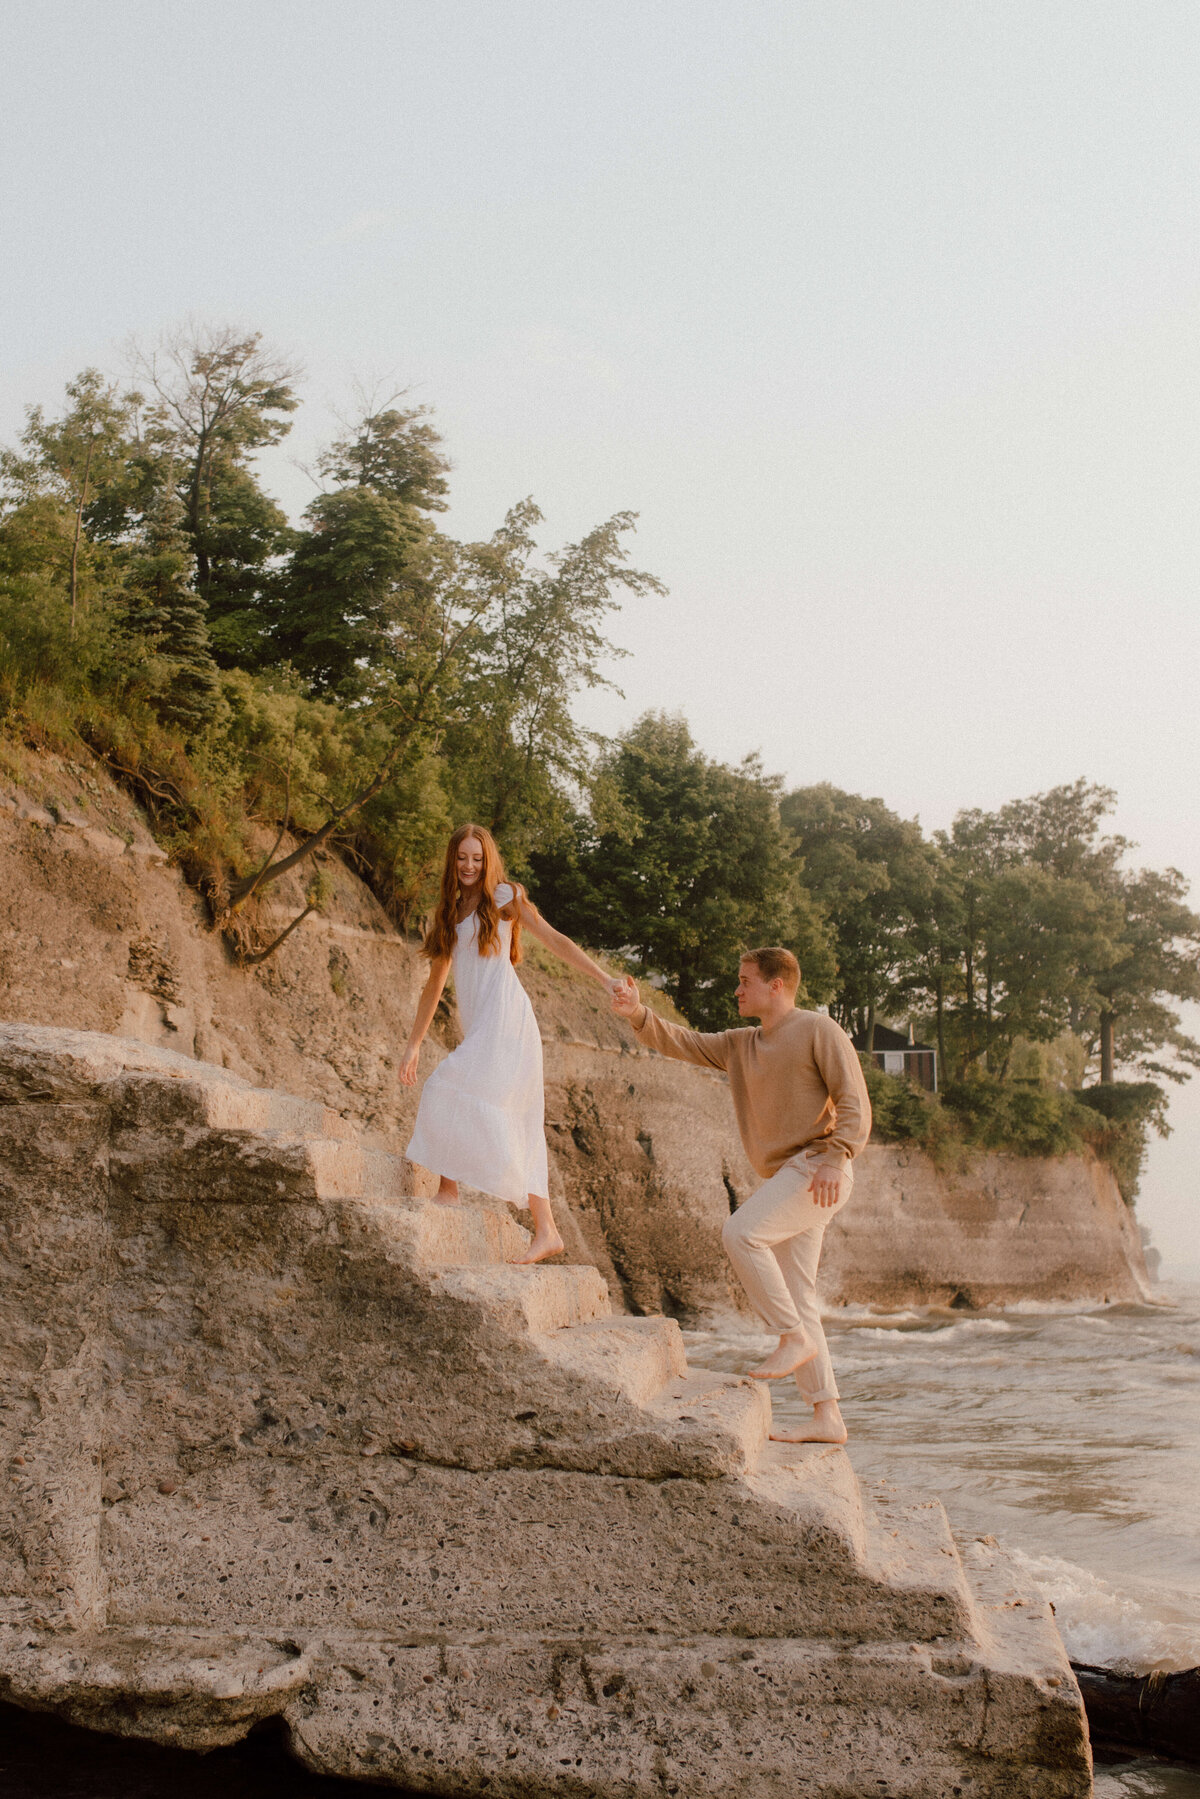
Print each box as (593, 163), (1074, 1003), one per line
(721, 1153), (852, 1405)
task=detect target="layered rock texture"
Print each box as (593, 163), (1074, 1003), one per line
(0, 747), (1153, 1321)
(0, 1024), (1092, 1795)
(821, 1147), (1153, 1311)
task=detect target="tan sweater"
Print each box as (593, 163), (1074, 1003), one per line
(631, 1005), (872, 1178)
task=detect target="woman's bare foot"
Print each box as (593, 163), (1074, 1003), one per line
(512, 1193), (563, 1264)
(749, 1329), (818, 1380)
(770, 1399), (848, 1445)
(511, 1230), (565, 1266)
(434, 1178), (460, 1207)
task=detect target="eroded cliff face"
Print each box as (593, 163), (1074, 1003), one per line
(823, 1146), (1153, 1310)
(0, 744), (1152, 1316)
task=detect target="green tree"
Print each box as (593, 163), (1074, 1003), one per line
(275, 485), (436, 694)
(444, 501), (663, 861)
(531, 713), (835, 1026)
(983, 781), (1200, 1082)
(779, 784), (935, 1048)
(131, 327), (299, 662)
(1090, 866), (1200, 1083)
(0, 369), (138, 630)
(123, 480), (222, 739)
(271, 399), (453, 695)
(318, 396), (451, 512)
(898, 839), (963, 1075)
(997, 782), (1200, 1081)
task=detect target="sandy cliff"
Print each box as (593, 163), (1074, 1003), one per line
(0, 743), (1152, 1314)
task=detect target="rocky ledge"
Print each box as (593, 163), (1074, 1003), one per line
(0, 1024), (1093, 1796)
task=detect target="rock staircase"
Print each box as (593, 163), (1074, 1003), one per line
(0, 1026), (1094, 1797)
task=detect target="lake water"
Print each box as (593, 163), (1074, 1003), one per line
(686, 1280), (1200, 1797)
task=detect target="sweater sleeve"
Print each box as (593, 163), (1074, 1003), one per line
(810, 1018), (873, 1166)
(631, 1006), (731, 1072)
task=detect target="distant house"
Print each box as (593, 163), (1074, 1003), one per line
(852, 1023), (938, 1093)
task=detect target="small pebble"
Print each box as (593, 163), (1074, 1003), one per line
(700, 1661), (717, 1679)
(547, 1704), (559, 1719)
(157, 1480), (177, 1495)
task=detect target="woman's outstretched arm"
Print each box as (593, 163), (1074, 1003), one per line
(399, 955), (452, 1086)
(515, 897), (624, 995)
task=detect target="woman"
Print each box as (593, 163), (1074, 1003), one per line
(401, 824), (623, 1265)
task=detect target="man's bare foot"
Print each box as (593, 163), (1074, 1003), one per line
(749, 1329), (818, 1380)
(433, 1180), (460, 1207)
(511, 1230), (565, 1266)
(770, 1400), (848, 1445)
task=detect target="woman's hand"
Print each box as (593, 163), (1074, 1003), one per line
(399, 1044), (421, 1087)
(611, 975), (642, 1018)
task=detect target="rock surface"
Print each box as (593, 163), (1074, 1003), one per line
(0, 1024), (1094, 1795)
(821, 1143), (1154, 1310)
(0, 745), (1153, 1320)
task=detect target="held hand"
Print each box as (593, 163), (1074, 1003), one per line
(611, 975), (642, 1019)
(808, 1165), (842, 1208)
(399, 1045), (421, 1088)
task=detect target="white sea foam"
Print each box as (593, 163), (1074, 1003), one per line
(1003, 1546), (1200, 1675)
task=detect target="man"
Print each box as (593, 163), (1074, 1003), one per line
(612, 948), (871, 1446)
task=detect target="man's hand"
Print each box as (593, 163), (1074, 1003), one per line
(611, 975), (642, 1019)
(808, 1165), (842, 1207)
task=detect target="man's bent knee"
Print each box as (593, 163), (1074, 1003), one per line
(722, 1210), (772, 1256)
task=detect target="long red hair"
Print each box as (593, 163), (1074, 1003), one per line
(422, 823), (524, 964)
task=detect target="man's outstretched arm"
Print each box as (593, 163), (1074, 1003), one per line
(611, 976), (731, 1072)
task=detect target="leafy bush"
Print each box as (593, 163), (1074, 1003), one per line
(859, 1061), (1161, 1200)
(940, 1074), (1093, 1158)
(1073, 1081), (1167, 1203)
(856, 1057), (963, 1169)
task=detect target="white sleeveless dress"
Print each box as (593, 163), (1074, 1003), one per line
(406, 884), (550, 1204)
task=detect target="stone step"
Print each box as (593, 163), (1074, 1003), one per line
(858, 1485), (980, 1642)
(435, 1262), (612, 1335)
(538, 1314), (687, 1407)
(115, 1064), (357, 1141)
(204, 1085), (358, 1141)
(641, 1369), (771, 1477)
(109, 1124), (422, 1207)
(303, 1138), (411, 1200)
(362, 1195), (532, 1266)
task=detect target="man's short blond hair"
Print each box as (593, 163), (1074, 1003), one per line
(740, 946), (801, 994)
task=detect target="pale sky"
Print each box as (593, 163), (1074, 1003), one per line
(3, 2), (1199, 1270)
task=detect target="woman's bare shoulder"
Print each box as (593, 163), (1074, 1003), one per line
(496, 880), (539, 918)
